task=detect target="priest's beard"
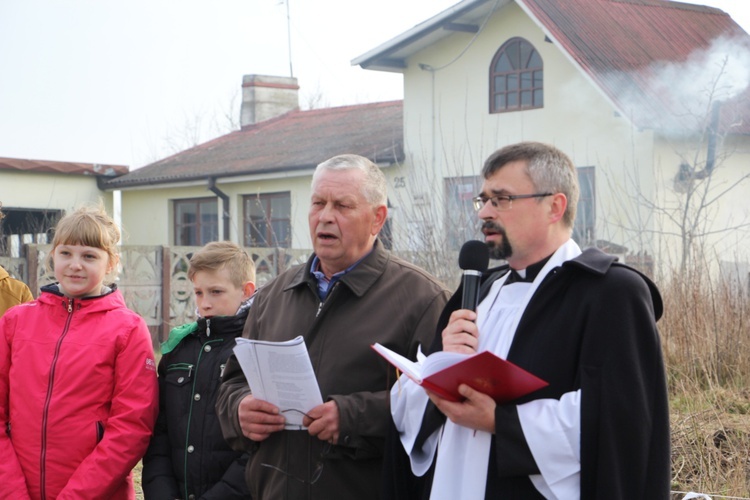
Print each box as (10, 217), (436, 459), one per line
(483, 221), (512, 260)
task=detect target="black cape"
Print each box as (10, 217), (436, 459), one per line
(383, 248), (670, 500)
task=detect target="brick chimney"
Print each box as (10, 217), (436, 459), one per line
(240, 74), (299, 128)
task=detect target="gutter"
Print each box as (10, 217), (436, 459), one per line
(208, 177), (230, 241)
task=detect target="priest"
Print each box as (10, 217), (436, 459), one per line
(384, 141), (670, 499)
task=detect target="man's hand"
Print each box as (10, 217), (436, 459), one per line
(442, 309), (479, 354)
(303, 400), (340, 444)
(427, 384), (496, 433)
(237, 394), (286, 441)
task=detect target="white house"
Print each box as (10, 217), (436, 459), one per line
(97, 0), (750, 279)
(0, 157), (125, 256)
(353, 0), (750, 276)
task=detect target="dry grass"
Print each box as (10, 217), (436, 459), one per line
(133, 460), (144, 499)
(662, 266), (750, 497)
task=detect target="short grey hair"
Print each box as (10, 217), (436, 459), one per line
(482, 142), (579, 227)
(312, 154), (387, 206)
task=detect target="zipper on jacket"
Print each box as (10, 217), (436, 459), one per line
(182, 338), (222, 500)
(40, 297), (76, 500)
(314, 281), (340, 319)
(306, 281), (342, 371)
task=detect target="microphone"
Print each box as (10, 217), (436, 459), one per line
(458, 240), (490, 311)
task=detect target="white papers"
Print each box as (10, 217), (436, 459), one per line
(233, 335), (323, 429)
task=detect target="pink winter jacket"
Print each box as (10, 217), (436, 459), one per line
(0, 284), (159, 500)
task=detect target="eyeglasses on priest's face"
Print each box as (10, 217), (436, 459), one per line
(472, 192), (554, 212)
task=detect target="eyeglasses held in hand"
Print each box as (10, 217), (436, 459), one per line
(261, 441), (332, 485)
(260, 409), (332, 485)
(472, 192), (553, 211)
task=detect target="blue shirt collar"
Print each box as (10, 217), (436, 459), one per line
(310, 250), (372, 300)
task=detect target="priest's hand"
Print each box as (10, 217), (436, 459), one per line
(427, 384), (496, 433)
(442, 309), (479, 354)
(237, 394), (286, 441)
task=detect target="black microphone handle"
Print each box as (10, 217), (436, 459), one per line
(461, 270), (483, 311)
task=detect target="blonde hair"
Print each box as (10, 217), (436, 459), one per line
(188, 241), (256, 289)
(48, 203), (120, 274)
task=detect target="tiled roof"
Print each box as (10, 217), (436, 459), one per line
(0, 157), (128, 176)
(103, 100), (404, 188)
(522, 0), (750, 133)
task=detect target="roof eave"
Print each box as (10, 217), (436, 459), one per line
(351, 0), (494, 71)
(99, 154), (404, 191)
(99, 164), (316, 191)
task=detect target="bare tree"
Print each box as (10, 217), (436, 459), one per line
(600, 53), (750, 278)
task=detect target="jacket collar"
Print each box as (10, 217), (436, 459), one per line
(161, 308), (250, 354)
(37, 282), (126, 314)
(40, 281), (119, 298)
(482, 247), (662, 320)
(484, 247), (616, 282)
(286, 239), (389, 299)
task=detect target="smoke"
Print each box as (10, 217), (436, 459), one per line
(653, 35), (750, 119)
(604, 35), (750, 134)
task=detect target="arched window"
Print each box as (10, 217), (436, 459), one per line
(490, 37), (543, 113)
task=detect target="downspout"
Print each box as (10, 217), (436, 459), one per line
(704, 101), (721, 175)
(113, 190), (122, 244)
(675, 101), (722, 188)
(208, 177), (230, 241)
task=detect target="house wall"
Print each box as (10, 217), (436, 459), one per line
(118, 174), (314, 248)
(398, 2), (665, 259)
(651, 135), (750, 270)
(0, 170), (112, 212)
(117, 163), (414, 252)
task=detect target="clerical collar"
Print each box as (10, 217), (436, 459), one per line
(507, 254), (553, 284)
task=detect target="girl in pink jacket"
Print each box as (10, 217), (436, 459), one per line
(0, 204), (159, 500)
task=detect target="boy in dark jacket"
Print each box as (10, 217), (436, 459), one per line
(142, 241), (256, 499)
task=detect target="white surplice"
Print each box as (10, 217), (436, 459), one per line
(391, 239), (583, 499)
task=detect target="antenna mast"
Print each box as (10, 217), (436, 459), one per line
(285, 0), (294, 77)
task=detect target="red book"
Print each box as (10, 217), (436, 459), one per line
(372, 343), (548, 403)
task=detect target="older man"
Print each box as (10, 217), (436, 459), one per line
(217, 154), (450, 500)
(385, 142), (670, 499)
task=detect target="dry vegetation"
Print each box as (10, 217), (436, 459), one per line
(133, 460), (144, 499)
(662, 266), (750, 497)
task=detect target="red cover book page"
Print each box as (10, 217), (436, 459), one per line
(421, 351), (548, 403)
